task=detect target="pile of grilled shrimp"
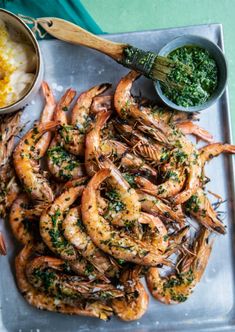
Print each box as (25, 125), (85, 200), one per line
(1, 70), (235, 321)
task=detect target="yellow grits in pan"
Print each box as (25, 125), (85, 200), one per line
(0, 19), (36, 108)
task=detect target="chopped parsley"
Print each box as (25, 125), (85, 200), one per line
(174, 150), (188, 163)
(123, 172), (137, 188)
(164, 170), (179, 182)
(185, 194), (201, 213)
(160, 148), (170, 162)
(161, 46), (218, 107)
(105, 189), (126, 213)
(33, 268), (56, 291)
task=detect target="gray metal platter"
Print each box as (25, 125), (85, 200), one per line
(0, 23), (235, 332)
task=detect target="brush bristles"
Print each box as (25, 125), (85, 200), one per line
(121, 45), (190, 88)
(152, 56), (190, 85)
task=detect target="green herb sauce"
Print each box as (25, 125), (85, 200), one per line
(161, 46), (218, 107)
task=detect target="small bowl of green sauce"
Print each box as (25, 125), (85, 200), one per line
(155, 35), (227, 112)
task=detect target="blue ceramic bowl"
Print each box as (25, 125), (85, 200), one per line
(155, 35), (227, 112)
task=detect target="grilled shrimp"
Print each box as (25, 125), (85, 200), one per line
(15, 245), (113, 320)
(137, 191), (185, 226)
(47, 138), (84, 181)
(58, 84), (111, 156)
(40, 177), (87, 260)
(146, 228), (213, 304)
(46, 89), (85, 181)
(63, 206), (119, 277)
(9, 193), (45, 244)
(90, 95), (112, 114)
(81, 169), (166, 266)
(26, 256), (124, 301)
(39, 177), (106, 280)
(115, 70), (195, 139)
(146, 118), (212, 199)
(13, 122), (57, 202)
(71, 84), (111, 128)
(85, 110), (111, 176)
(199, 143), (235, 167)
(36, 82), (56, 157)
(112, 268), (149, 321)
(185, 188), (226, 234)
(115, 79), (196, 126)
(114, 70), (165, 129)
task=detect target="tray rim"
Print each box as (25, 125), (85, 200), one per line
(100, 22), (223, 37)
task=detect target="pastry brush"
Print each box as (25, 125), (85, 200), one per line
(37, 17), (188, 85)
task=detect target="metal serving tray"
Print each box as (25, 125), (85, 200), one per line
(0, 23), (234, 332)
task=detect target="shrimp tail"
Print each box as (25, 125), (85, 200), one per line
(36, 121), (59, 132)
(54, 88), (76, 124)
(177, 121), (214, 143)
(41, 81), (56, 106)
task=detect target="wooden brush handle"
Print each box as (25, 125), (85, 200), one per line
(37, 17), (126, 61)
